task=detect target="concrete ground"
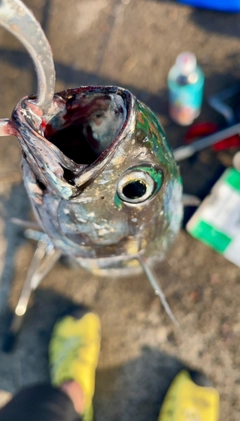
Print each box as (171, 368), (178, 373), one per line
(0, 1), (240, 420)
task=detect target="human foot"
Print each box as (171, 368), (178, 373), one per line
(49, 308), (101, 421)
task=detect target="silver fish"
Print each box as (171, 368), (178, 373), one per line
(11, 86), (183, 278)
(0, 0), (183, 340)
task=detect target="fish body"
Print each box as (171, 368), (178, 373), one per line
(11, 86), (182, 277)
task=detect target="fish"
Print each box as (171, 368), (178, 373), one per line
(10, 85), (183, 280)
(0, 1), (183, 348)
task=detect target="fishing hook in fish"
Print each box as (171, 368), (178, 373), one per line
(0, 0), (55, 136)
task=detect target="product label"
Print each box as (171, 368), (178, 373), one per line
(187, 168), (240, 266)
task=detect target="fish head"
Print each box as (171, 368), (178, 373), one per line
(12, 86), (182, 273)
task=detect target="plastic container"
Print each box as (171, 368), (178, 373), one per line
(168, 52), (204, 126)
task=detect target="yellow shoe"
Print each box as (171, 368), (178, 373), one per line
(49, 308), (101, 421)
(158, 369), (219, 421)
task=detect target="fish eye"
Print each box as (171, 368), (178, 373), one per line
(117, 167), (163, 204)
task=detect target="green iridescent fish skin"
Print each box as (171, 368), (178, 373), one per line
(12, 86), (182, 277)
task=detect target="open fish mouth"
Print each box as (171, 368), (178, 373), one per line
(12, 86), (134, 199)
(45, 90), (127, 163)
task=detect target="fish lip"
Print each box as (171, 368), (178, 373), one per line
(11, 86), (135, 198)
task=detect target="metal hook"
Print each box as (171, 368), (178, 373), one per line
(0, 0), (55, 135)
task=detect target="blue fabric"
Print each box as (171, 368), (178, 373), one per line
(178, 0), (240, 12)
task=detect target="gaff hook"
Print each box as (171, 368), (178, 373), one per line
(0, 0), (55, 135)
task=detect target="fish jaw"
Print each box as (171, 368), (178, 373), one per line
(11, 87), (134, 200)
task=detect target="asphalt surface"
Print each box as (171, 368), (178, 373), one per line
(0, 1), (240, 420)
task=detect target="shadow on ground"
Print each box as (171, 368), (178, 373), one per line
(0, 48), (168, 118)
(0, 183), (30, 317)
(0, 288), (185, 421)
(189, 8), (240, 38)
(95, 346), (183, 421)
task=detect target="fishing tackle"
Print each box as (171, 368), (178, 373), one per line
(0, 0), (183, 343)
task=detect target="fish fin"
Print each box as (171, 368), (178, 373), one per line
(138, 256), (179, 327)
(11, 218), (40, 230)
(182, 194), (201, 207)
(2, 239), (61, 352)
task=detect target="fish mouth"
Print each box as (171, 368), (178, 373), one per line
(13, 86), (134, 198)
(44, 88), (128, 164)
(42, 86), (134, 187)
